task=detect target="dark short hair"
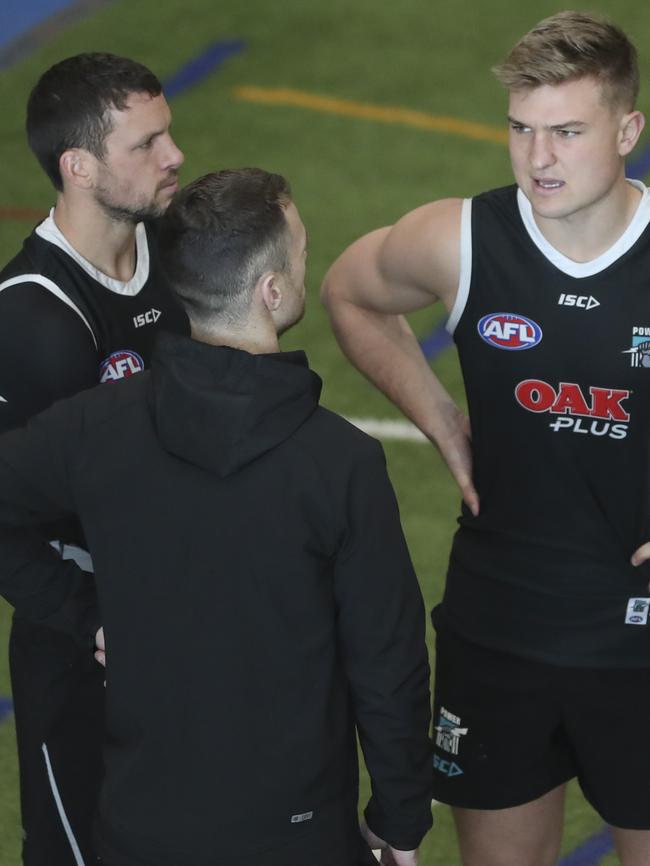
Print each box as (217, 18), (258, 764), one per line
(157, 168), (292, 326)
(493, 11), (639, 110)
(27, 52), (162, 191)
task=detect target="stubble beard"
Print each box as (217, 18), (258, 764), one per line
(94, 187), (168, 224)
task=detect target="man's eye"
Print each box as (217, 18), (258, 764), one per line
(556, 129), (578, 138)
(510, 124), (530, 134)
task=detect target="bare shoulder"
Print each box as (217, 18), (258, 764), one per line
(380, 198), (464, 310)
(322, 198), (464, 315)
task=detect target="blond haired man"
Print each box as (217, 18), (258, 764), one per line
(322, 11), (650, 866)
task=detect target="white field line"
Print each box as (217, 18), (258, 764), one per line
(345, 417), (428, 443)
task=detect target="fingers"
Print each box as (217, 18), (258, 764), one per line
(460, 480), (480, 517)
(631, 542), (650, 568)
(94, 649), (106, 668)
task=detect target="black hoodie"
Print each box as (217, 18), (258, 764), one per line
(0, 331), (432, 866)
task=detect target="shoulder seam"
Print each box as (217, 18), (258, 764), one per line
(0, 274), (97, 350)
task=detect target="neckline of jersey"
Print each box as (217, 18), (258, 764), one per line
(35, 209), (150, 296)
(516, 179), (650, 279)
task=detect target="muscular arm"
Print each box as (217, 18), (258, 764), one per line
(321, 199), (478, 514)
(0, 283), (98, 434)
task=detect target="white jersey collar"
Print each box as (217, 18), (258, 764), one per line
(35, 209), (150, 296)
(517, 180), (650, 279)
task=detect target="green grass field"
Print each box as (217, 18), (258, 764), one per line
(2, 0), (650, 862)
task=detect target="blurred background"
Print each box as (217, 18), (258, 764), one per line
(1, 1), (649, 863)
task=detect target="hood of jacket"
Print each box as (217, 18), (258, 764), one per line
(150, 331), (322, 477)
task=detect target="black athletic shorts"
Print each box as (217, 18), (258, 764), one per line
(431, 619), (650, 829)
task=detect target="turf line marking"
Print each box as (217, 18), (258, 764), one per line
(163, 40), (247, 100)
(0, 696), (13, 724)
(346, 417), (427, 442)
(234, 86), (508, 146)
(557, 825), (613, 866)
(0, 207), (48, 222)
(628, 146), (650, 180)
(0, 0), (115, 70)
(420, 322), (453, 360)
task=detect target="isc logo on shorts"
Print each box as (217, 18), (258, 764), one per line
(477, 313), (542, 350)
(99, 350), (145, 383)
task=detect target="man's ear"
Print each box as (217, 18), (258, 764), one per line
(59, 149), (94, 190)
(618, 110), (645, 156)
(259, 272), (282, 312)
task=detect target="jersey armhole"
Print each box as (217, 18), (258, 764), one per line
(0, 274), (98, 350)
(445, 197), (472, 335)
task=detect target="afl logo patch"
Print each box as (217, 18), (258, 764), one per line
(99, 349), (144, 383)
(478, 313), (543, 351)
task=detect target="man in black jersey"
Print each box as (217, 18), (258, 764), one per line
(0, 168), (433, 866)
(0, 54), (188, 866)
(323, 11), (650, 866)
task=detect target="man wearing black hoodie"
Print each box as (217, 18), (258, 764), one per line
(0, 168), (433, 866)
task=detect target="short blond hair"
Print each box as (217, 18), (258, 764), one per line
(493, 11), (639, 110)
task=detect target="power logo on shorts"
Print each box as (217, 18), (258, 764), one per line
(434, 707), (467, 778)
(478, 313), (542, 351)
(99, 350), (145, 383)
(515, 379), (631, 440)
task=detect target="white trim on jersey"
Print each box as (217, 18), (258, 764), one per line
(50, 541), (95, 573)
(445, 197), (472, 335)
(35, 210), (150, 297)
(0, 274), (98, 350)
(41, 743), (86, 866)
(517, 179), (650, 278)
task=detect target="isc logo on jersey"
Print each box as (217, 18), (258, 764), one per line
(133, 308), (161, 328)
(99, 350), (145, 383)
(478, 313), (542, 350)
(515, 379), (630, 440)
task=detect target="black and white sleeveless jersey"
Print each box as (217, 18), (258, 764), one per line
(0, 211), (189, 432)
(439, 182), (650, 667)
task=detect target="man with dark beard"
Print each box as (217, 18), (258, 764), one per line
(0, 53), (188, 866)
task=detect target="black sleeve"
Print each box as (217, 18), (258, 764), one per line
(333, 442), (433, 851)
(0, 401), (99, 646)
(0, 282), (98, 434)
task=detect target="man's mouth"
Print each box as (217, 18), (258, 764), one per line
(159, 175), (179, 192)
(534, 178), (564, 191)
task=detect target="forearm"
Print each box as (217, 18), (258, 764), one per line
(324, 297), (477, 511)
(327, 298), (455, 431)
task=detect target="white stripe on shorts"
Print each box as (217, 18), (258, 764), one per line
(41, 742), (86, 866)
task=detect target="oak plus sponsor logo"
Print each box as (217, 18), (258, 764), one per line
(622, 326), (650, 368)
(515, 379), (630, 440)
(99, 350), (145, 383)
(558, 293), (600, 310)
(478, 313), (542, 351)
(133, 308), (162, 329)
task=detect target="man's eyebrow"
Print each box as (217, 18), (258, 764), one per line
(548, 120), (587, 130)
(507, 115), (588, 130)
(132, 128), (166, 148)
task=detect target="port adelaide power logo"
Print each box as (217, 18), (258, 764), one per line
(478, 312), (542, 350)
(622, 326), (650, 368)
